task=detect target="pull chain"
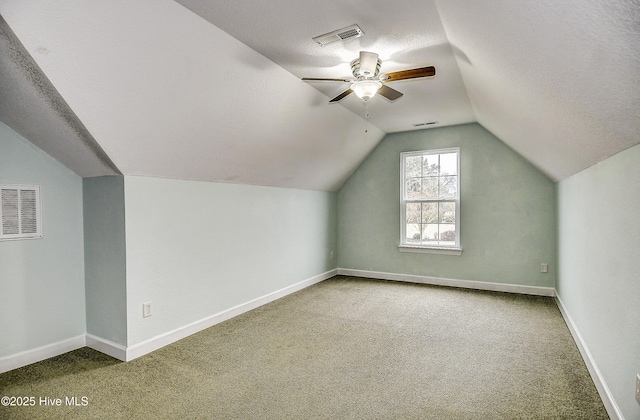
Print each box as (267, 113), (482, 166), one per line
(364, 100), (370, 134)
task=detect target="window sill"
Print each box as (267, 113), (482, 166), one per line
(398, 245), (462, 256)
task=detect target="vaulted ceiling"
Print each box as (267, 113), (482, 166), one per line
(1, 0), (639, 191)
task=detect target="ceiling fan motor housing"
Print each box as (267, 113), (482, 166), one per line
(351, 52), (382, 78)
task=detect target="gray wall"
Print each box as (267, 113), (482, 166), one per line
(123, 176), (338, 346)
(84, 176), (127, 346)
(557, 143), (640, 420)
(337, 123), (556, 287)
(0, 121), (85, 357)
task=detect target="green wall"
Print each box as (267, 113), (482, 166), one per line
(0, 122), (85, 358)
(557, 143), (640, 420)
(337, 123), (556, 287)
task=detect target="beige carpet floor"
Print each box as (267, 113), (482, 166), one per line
(0, 276), (608, 419)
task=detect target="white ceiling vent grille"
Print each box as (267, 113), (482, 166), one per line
(1, 185), (42, 241)
(312, 24), (364, 46)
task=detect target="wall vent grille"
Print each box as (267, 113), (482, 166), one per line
(313, 24), (364, 46)
(0, 185), (42, 240)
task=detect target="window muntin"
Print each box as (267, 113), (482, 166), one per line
(400, 149), (460, 250)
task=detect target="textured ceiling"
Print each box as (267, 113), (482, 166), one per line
(1, 0), (639, 189)
(0, 16), (120, 177)
(436, 0), (640, 181)
(175, 0), (476, 133)
(0, 0), (385, 191)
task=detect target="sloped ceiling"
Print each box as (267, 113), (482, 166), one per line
(175, 0), (476, 133)
(436, 0), (640, 181)
(0, 15), (120, 177)
(0, 0), (385, 191)
(1, 0), (639, 190)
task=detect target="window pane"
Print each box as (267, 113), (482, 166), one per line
(439, 226), (456, 245)
(440, 153), (458, 175)
(406, 178), (421, 199)
(405, 156), (422, 178)
(406, 203), (421, 223)
(422, 155), (439, 176)
(422, 224), (439, 244)
(422, 177), (438, 198)
(439, 176), (457, 198)
(439, 202), (455, 223)
(406, 224), (421, 243)
(422, 202), (438, 223)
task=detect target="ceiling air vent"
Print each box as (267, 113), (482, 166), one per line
(412, 121), (439, 128)
(0, 185), (42, 241)
(312, 24), (364, 46)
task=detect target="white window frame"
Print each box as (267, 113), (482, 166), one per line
(399, 148), (461, 255)
(0, 184), (43, 241)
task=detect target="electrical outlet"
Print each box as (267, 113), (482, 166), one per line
(541, 263), (548, 273)
(330, 250), (335, 260)
(143, 302), (152, 318)
(636, 374), (640, 404)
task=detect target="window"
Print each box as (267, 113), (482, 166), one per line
(400, 148), (460, 254)
(0, 185), (42, 241)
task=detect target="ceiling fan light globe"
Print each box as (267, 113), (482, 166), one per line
(351, 80), (382, 101)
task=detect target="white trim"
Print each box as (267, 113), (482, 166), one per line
(337, 268), (555, 296)
(0, 335), (85, 373)
(555, 294), (623, 420)
(124, 269), (338, 361)
(86, 334), (127, 362)
(1, 270), (560, 370)
(400, 148), (461, 249)
(398, 245), (462, 256)
(1, 270), (337, 370)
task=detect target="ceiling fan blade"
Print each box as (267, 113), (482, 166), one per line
(381, 66), (436, 82)
(329, 89), (353, 103)
(378, 84), (403, 101)
(359, 51), (379, 77)
(302, 77), (353, 83)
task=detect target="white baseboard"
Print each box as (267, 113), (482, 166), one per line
(555, 294), (623, 420)
(1, 269), (337, 370)
(86, 334), (127, 362)
(124, 268), (338, 361)
(0, 335), (86, 374)
(337, 268), (556, 296)
(1, 269), (556, 373)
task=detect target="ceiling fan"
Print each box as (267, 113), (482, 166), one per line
(302, 51), (436, 103)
